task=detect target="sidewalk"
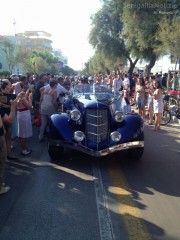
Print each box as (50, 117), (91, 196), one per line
(131, 105), (180, 129)
(166, 117), (180, 129)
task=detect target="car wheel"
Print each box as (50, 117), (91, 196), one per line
(127, 132), (144, 160)
(47, 142), (64, 161)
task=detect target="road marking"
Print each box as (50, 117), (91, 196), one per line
(107, 161), (151, 240)
(92, 162), (115, 240)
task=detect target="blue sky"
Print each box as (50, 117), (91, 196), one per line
(0, 0), (102, 70)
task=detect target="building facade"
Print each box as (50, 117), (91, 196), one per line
(0, 31), (67, 74)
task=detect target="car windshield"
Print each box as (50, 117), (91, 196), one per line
(69, 83), (131, 113)
(72, 84), (116, 102)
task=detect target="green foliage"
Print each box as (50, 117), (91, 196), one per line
(89, 1), (127, 59)
(84, 50), (127, 75)
(15, 49), (61, 74)
(0, 39), (17, 73)
(0, 71), (11, 77)
(89, 0), (136, 73)
(122, 0), (161, 59)
(0, 41), (77, 75)
(156, 15), (180, 59)
(89, 0), (180, 75)
(60, 66), (77, 76)
(121, 0), (180, 74)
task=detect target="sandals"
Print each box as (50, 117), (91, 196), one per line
(0, 185), (11, 195)
(21, 149), (32, 156)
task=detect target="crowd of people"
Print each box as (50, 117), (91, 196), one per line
(83, 72), (168, 130)
(0, 73), (69, 195)
(0, 70), (178, 195)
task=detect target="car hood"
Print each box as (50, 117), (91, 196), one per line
(74, 97), (109, 109)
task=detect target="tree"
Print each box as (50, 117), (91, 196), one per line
(83, 50), (126, 75)
(89, 0), (138, 75)
(89, 0), (180, 76)
(16, 49), (61, 74)
(156, 15), (180, 68)
(60, 66), (77, 76)
(0, 39), (17, 73)
(122, 0), (160, 75)
(84, 53), (107, 74)
(122, 0), (180, 75)
(0, 38), (77, 74)
(28, 51), (60, 74)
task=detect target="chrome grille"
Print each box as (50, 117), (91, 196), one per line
(86, 109), (109, 143)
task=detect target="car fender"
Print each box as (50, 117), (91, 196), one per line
(50, 113), (74, 141)
(116, 115), (144, 143)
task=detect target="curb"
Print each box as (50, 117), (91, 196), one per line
(164, 122), (180, 129)
(131, 107), (180, 129)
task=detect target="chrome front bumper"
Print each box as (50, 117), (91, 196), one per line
(49, 139), (144, 157)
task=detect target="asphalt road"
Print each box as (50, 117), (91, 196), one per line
(0, 122), (180, 240)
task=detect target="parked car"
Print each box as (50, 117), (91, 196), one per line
(47, 84), (144, 160)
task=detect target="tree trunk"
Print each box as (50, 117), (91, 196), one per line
(127, 57), (139, 76)
(144, 53), (157, 77)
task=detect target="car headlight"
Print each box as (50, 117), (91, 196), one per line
(114, 111), (125, 122)
(74, 131), (85, 142)
(110, 131), (121, 142)
(70, 109), (81, 121)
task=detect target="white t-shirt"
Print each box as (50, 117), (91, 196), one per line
(13, 82), (22, 95)
(113, 78), (123, 92)
(123, 77), (130, 91)
(43, 83), (68, 97)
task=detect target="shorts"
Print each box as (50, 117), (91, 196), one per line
(136, 97), (145, 108)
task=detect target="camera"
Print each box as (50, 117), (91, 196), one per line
(0, 93), (16, 103)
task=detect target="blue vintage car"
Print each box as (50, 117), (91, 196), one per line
(47, 84), (144, 160)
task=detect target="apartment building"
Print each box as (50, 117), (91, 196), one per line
(0, 31), (67, 74)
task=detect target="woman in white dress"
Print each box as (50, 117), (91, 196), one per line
(134, 77), (145, 120)
(13, 75), (33, 155)
(151, 79), (164, 130)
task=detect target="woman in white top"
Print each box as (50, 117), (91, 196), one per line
(151, 79), (164, 130)
(134, 77), (145, 119)
(122, 73), (130, 92)
(13, 75), (33, 156)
